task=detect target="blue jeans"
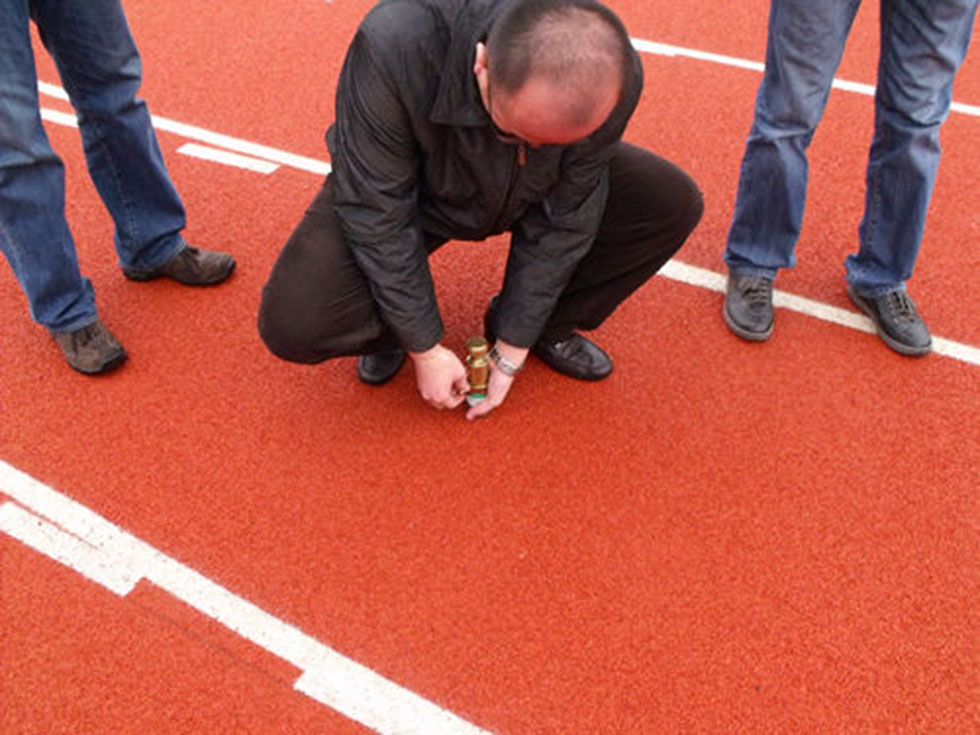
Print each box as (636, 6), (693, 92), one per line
(0, 0), (186, 332)
(724, 0), (978, 296)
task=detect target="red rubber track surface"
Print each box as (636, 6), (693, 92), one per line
(2, 1), (978, 733)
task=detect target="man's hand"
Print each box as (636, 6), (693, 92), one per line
(409, 344), (469, 410)
(465, 340), (529, 420)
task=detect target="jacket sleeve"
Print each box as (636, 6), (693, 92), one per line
(328, 27), (444, 353)
(495, 142), (614, 347)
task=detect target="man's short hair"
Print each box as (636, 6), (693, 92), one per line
(486, 0), (633, 122)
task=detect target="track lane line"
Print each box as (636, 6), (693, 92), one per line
(177, 142), (280, 174)
(0, 502), (140, 596)
(0, 460), (493, 735)
(631, 39), (980, 117)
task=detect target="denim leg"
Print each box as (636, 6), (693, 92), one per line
(725, 0), (862, 279)
(847, 0), (978, 296)
(30, 0), (187, 272)
(0, 0), (97, 331)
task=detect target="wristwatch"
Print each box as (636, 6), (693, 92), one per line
(488, 345), (523, 377)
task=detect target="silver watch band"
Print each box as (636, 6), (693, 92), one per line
(488, 345), (523, 376)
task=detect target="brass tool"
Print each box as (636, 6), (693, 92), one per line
(465, 336), (489, 407)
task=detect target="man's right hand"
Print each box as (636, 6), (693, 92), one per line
(409, 344), (469, 410)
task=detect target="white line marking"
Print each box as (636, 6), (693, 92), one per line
(40, 107), (78, 128)
(37, 80), (330, 176)
(631, 38), (980, 117)
(149, 116), (330, 176)
(37, 80), (69, 101)
(0, 460), (492, 735)
(177, 142), (280, 174)
(0, 502), (140, 596)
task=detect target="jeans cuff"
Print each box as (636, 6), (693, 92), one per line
(726, 264), (777, 281)
(48, 314), (99, 335)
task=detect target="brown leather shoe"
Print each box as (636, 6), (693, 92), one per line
(122, 245), (235, 286)
(52, 320), (127, 375)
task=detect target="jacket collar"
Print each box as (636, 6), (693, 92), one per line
(428, 0), (497, 127)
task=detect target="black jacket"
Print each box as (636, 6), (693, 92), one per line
(326, 0), (643, 351)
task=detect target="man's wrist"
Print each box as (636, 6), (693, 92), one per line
(488, 343), (526, 376)
(408, 344), (443, 363)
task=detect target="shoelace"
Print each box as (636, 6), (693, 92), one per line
(884, 291), (919, 324)
(72, 322), (101, 348)
(740, 277), (772, 307)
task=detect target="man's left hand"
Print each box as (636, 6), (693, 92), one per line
(465, 340), (529, 420)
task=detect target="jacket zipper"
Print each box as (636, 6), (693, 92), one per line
(493, 142), (526, 229)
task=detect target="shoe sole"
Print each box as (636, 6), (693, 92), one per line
(723, 300), (773, 342)
(532, 355), (613, 381)
(67, 349), (128, 376)
(530, 345), (614, 382)
(847, 287), (932, 357)
(122, 260), (236, 286)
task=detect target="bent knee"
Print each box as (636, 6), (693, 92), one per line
(257, 288), (327, 364)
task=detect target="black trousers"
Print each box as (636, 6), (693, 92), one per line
(258, 142), (703, 363)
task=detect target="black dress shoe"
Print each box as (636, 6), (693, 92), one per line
(533, 333), (613, 381)
(123, 245), (236, 286)
(484, 296), (612, 381)
(357, 348), (407, 385)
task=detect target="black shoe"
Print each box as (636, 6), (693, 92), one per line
(484, 296), (612, 381)
(51, 320), (128, 375)
(533, 333), (613, 381)
(123, 245), (236, 286)
(357, 348), (407, 385)
(847, 286), (932, 356)
(724, 272), (774, 341)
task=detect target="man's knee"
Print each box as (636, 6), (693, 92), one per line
(257, 285), (329, 364)
(257, 280), (391, 364)
(677, 176), (705, 238)
(645, 162), (705, 248)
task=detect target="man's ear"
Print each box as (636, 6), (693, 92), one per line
(473, 41), (488, 76)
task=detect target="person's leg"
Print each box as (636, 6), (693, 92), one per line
(844, 0), (977, 356)
(541, 142), (703, 338)
(259, 177), (445, 366)
(30, 0), (187, 272)
(847, 0), (978, 295)
(724, 0), (863, 278)
(0, 0), (98, 332)
(487, 143), (702, 381)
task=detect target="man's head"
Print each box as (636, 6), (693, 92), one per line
(474, 0), (632, 146)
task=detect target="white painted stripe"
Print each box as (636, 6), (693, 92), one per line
(658, 260), (980, 366)
(149, 116), (331, 175)
(37, 80), (69, 101)
(0, 502), (140, 596)
(0, 460), (492, 735)
(631, 38), (980, 118)
(40, 107), (78, 128)
(950, 101), (980, 116)
(296, 667), (489, 735)
(631, 38), (765, 73)
(178, 142), (280, 174)
(37, 82), (330, 176)
(932, 336), (980, 365)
